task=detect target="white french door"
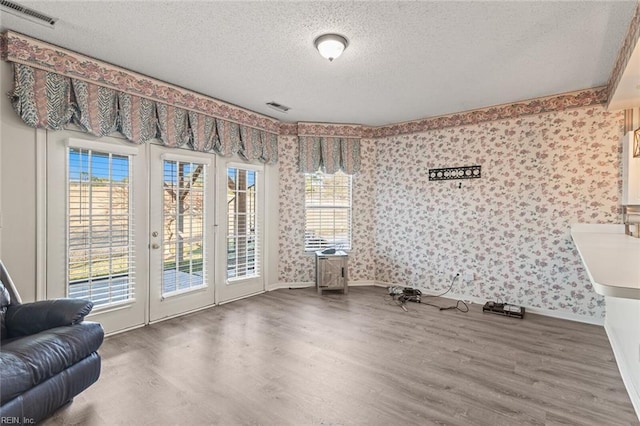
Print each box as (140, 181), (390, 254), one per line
(216, 162), (265, 302)
(47, 133), (217, 333)
(47, 131), (148, 334)
(148, 145), (216, 322)
(46, 132), (269, 332)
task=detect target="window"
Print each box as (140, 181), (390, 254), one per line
(227, 167), (259, 280)
(67, 147), (135, 307)
(304, 171), (352, 251)
(161, 159), (207, 296)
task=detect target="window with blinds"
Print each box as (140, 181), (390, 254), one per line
(304, 171), (352, 251)
(67, 148), (135, 307)
(227, 167), (259, 280)
(162, 160), (207, 296)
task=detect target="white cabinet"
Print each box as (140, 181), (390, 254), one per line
(622, 131), (640, 206)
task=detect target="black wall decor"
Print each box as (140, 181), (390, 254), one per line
(429, 165), (481, 181)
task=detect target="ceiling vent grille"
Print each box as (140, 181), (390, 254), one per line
(0, 0), (58, 28)
(266, 102), (291, 113)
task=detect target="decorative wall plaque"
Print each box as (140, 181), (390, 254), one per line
(428, 165), (481, 181)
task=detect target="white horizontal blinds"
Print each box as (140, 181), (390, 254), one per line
(162, 160), (207, 296)
(67, 148), (135, 306)
(227, 167), (259, 280)
(304, 171), (352, 251)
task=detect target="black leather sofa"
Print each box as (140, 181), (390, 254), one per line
(0, 261), (104, 423)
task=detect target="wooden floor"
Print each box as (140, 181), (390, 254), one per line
(44, 286), (638, 425)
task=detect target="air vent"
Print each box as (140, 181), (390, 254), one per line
(0, 0), (58, 28)
(266, 101), (291, 113)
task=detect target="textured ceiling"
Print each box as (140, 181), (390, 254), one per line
(0, 1), (637, 126)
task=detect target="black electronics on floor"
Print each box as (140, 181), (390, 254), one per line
(400, 287), (421, 303)
(482, 301), (525, 319)
(388, 286), (422, 304)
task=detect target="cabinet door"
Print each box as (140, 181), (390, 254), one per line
(318, 257), (346, 288)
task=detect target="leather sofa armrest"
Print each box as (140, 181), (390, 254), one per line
(5, 299), (94, 338)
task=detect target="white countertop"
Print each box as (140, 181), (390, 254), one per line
(571, 224), (640, 300)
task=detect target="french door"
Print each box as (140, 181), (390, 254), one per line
(216, 162), (265, 302)
(148, 145), (215, 322)
(47, 131), (148, 334)
(47, 132), (263, 333)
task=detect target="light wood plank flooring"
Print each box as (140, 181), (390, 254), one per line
(44, 286), (639, 425)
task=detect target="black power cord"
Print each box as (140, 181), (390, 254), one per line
(422, 299), (469, 313)
(422, 274), (469, 313)
(385, 274), (469, 314)
(425, 273), (459, 298)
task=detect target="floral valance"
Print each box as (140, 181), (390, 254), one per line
(298, 137), (361, 174)
(297, 122), (362, 175)
(9, 64), (277, 164)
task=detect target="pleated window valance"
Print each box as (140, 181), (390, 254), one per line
(9, 64), (278, 164)
(298, 136), (361, 174)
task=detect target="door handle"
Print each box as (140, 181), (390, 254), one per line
(151, 243), (160, 250)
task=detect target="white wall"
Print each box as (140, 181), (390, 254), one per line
(605, 296), (640, 419)
(0, 61), (39, 302)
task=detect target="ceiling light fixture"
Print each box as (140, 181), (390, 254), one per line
(314, 34), (348, 62)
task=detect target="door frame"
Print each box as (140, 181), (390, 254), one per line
(148, 144), (217, 323)
(216, 160), (266, 303)
(45, 130), (149, 335)
(38, 130), (280, 333)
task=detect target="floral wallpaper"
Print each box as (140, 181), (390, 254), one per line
(278, 135), (312, 282)
(374, 106), (624, 318)
(348, 138), (377, 282)
(277, 136), (377, 283)
(278, 105), (624, 319)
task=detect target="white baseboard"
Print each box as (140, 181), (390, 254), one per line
(441, 290), (603, 326)
(268, 280), (387, 291)
(376, 281), (605, 326)
(524, 304), (604, 326)
(267, 282), (314, 291)
(268, 280), (389, 291)
(605, 322), (640, 422)
(347, 280), (385, 287)
(269, 280), (603, 325)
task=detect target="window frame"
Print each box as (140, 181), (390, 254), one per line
(225, 163), (262, 282)
(65, 138), (138, 309)
(304, 171), (353, 252)
(159, 154), (211, 298)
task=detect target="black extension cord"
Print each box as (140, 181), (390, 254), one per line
(421, 274), (469, 312)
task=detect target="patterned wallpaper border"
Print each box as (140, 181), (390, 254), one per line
(278, 122), (364, 137)
(362, 88), (608, 138)
(1, 23), (632, 140)
(297, 122), (364, 138)
(605, 1), (640, 108)
(279, 122), (299, 136)
(0, 31), (281, 133)
(277, 89), (607, 137)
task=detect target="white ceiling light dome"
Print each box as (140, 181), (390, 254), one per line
(314, 34), (349, 62)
